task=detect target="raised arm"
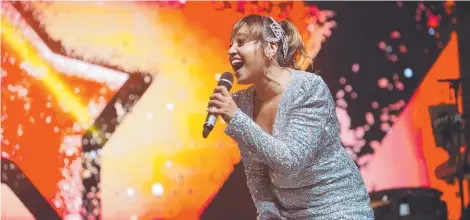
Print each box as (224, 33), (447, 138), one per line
(225, 76), (333, 174)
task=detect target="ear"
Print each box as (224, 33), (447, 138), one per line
(264, 42), (279, 57)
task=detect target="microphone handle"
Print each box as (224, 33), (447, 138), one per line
(203, 106), (218, 138)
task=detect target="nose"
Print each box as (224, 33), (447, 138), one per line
(228, 44), (237, 56)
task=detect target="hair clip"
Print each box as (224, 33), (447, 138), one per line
(265, 17), (288, 59)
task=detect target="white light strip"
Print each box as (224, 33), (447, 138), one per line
(1, 2), (129, 91)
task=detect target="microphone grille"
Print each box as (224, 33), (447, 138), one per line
(218, 72), (234, 91)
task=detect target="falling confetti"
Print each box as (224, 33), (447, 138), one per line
(351, 63), (360, 73)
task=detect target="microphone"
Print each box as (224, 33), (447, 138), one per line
(203, 72), (234, 138)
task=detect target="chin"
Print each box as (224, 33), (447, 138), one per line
(235, 75), (252, 85)
(236, 78), (250, 85)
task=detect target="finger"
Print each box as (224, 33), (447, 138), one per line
(219, 86), (230, 96)
(209, 100), (224, 108)
(214, 86), (230, 96)
(210, 93), (224, 101)
(206, 107), (219, 115)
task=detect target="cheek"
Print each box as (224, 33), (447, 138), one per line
(246, 52), (264, 69)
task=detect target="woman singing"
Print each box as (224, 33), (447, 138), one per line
(207, 14), (374, 220)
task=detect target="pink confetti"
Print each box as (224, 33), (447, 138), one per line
(339, 77), (347, 85)
(378, 41), (387, 51)
(1, 151), (10, 159)
(350, 92), (358, 99)
(418, 2), (426, 10)
(416, 14), (422, 22)
(309, 5), (319, 16)
(398, 99), (406, 108)
(390, 30), (401, 39)
(393, 73), (399, 81)
(344, 84), (353, 93)
(355, 127), (365, 139)
(380, 113), (390, 122)
(427, 11), (440, 28)
(387, 84), (394, 91)
(399, 45), (407, 53)
(388, 54), (398, 63)
(356, 154), (373, 167)
(380, 122), (391, 132)
(395, 81), (404, 90)
(378, 77), (389, 88)
(370, 140), (381, 150)
(351, 63), (360, 73)
(336, 89), (345, 99)
(365, 112), (375, 125)
(336, 99), (348, 109)
(438, 41), (444, 48)
(371, 101), (379, 109)
(396, 1), (403, 8)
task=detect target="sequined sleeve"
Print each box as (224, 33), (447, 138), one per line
(242, 159), (282, 220)
(225, 76), (332, 174)
(231, 91), (282, 220)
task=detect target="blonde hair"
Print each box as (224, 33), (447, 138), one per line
(231, 14), (311, 70)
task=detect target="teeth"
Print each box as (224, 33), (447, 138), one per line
(231, 60), (243, 66)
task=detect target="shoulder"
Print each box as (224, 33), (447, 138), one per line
(291, 70), (330, 97)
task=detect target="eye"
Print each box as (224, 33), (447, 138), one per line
(237, 39), (245, 46)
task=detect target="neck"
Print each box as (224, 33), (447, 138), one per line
(253, 65), (291, 101)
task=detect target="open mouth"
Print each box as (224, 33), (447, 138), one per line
(231, 59), (244, 72)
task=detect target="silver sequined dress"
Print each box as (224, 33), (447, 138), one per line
(225, 70), (374, 220)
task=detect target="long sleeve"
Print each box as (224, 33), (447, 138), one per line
(242, 158), (282, 220)
(225, 76), (333, 174)
(230, 90), (282, 220)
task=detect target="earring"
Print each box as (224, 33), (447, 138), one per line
(264, 48), (274, 58)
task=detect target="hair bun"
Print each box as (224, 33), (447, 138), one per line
(278, 19), (310, 70)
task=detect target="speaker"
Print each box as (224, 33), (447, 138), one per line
(370, 187), (448, 220)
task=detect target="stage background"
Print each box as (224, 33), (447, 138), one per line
(1, 1), (468, 220)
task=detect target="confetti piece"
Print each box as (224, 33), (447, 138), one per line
(371, 101), (379, 109)
(396, 1), (403, 8)
(369, 140), (381, 150)
(351, 63), (360, 73)
(355, 127), (365, 139)
(378, 77), (389, 88)
(380, 113), (390, 122)
(380, 122), (391, 132)
(388, 54), (398, 63)
(378, 41), (387, 51)
(336, 89), (345, 99)
(365, 112), (375, 125)
(350, 92), (358, 99)
(336, 98), (348, 109)
(395, 81), (404, 91)
(390, 30), (401, 39)
(399, 45), (407, 53)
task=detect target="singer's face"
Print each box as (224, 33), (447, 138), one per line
(228, 26), (266, 84)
